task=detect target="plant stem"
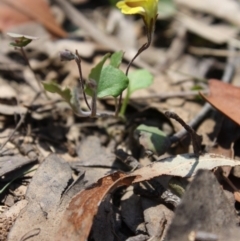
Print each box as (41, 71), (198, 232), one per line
(75, 50), (91, 110)
(20, 47), (49, 99)
(119, 82), (130, 116)
(117, 31), (152, 116)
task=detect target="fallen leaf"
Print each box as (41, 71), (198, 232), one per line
(56, 153), (240, 241)
(200, 79), (240, 126)
(56, 172), (136, 241)
(0, 0), (67, 37)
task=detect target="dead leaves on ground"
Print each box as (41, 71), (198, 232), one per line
(56, 153), (240, 241)
(200, 79), (240, 126)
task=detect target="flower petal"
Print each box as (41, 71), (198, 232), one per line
(116, 0), (158, 33)
(117, 1), (145, 15)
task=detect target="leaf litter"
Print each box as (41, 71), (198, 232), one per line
(0, 0), (240, 241)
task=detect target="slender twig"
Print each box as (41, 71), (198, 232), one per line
(0, 113), (26, 152)
(189, 46), (240, 57)
(75, 50), (91, 110)
(165, 111), (203, 155)
(91, 88), (97, 117)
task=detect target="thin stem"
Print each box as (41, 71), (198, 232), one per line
(0, 112), (26, 151)
(75, 50), (91, 110)
(91, 89), (97, 117)
(20, 47), (49, 99)
(117, 31), (152, 116)
(119, 82), (130, 116)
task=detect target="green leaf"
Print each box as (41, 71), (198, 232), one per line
(134, 124), (171, 156)
(97, 65), (129, 98)
(128, 69), (153, 95)
(86, 53), (110, 96)
(7, 32), (38, 47)
(43, 82), (76, 109)
(110, 51), (124, 68)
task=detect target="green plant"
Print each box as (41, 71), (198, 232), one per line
(7, 33), (48, 99)
(8, 0), (158, 118)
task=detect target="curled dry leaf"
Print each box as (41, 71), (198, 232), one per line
(56, 153), (240, 241)
(200, 79), (240, 126)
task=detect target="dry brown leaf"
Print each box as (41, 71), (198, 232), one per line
(56, 172), (137, 241)
(200, 79), (240, 126)
(0, 0), (67, 37)
(56, 153), (240, 241)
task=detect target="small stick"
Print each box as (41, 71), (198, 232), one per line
(165, 111), (203, 155)
(0, 112), (26, 152)
(0, 92), (41, 152)
(75, 50), (91, 110)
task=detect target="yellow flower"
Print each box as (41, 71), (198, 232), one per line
(116, 0), (158, 32)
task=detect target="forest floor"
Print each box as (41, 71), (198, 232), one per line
(1, 0), (240, 240)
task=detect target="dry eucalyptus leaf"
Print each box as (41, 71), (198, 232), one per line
(56, 153), (240, 241)
(200, 79), (240, 126)
(56, 172), (135, 241)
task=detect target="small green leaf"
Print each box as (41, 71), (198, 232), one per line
(43, 82), (75, 109)
(7, 32), (38, 47)
(97, 65), (129, 98)
(128, 69), (153, 95)
(110, 51), (124, 68)
(134, 124), (171, 156)
(86, 53), (110, 96)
